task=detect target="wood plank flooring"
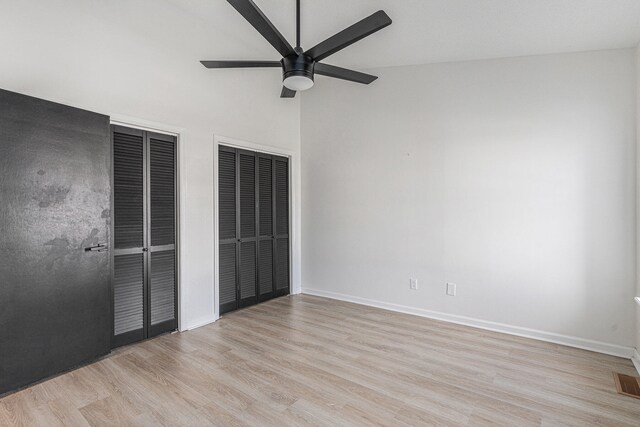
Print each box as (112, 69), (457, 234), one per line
(1, 295), (639, 426)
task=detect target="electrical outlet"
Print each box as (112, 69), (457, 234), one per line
(410, 278), (418, 290)
(446, 283), (456, 296)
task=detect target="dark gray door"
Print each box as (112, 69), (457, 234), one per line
(218, 146), (238, 314)
(111, 126), (145, 346)
(218, 145), (289, 315)
(0, 89), (111, 395)
(274, 157), (290, 296)
(111, 126), (177, 348)
(238, 149), (258, 308)
(148, 132), (178, 337)
(257, 153), (275, 301)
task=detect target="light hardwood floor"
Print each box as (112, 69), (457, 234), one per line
(1, 295), (639, 426)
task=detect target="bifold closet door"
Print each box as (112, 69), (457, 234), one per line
(148, 134), (177, 337)
(112, 127), (145, 347)
(257, 154), (274, 301)
(112, 126), (177, 348)
(218, 146), (289, 315)
(218, 147), (238, 313)
(273, 156), (290, 296)
(238, 150), (258, 308)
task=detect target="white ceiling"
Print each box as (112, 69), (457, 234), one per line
(176, 0), (640, 70)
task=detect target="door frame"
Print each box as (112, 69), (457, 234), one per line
(109, 115), (184, 333)
(213, 135), (300, 321)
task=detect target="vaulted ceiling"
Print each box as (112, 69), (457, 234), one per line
(175, 0), (640, 70)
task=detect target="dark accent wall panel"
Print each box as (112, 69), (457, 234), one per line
(150, 138), (175, 246)
(258, 157), (273, 236)
(275, 159), (289, 235)
(113, 132), (144, 249)
(219, 150), (236, 240)
(150, 250), (175, 325)
(219, 244), (237, 305)
(239, 153), (256, 239)
(0, 89), (111, 395)
(113, 254), (144, 335)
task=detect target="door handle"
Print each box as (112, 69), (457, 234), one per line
(85, 243), (108, 252)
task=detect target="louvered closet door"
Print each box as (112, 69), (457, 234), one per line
(257, 154), (275, 301)
(274, 156), (290, 296)
(218, 147), (238, 314)
(218, 146), (289, 315)
(238, 150), (258, 308)
(148, 132), (177, 337)
(112, 126), (177, 348)
(112, 126), (145, 347)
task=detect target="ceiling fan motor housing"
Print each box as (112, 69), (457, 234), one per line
(281, 52), (315, 83)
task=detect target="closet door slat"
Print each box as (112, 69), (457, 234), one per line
(113, 131), (144, 249)
(150, 250), (176, 325)
(239, 242), (257, 302)
(275, 158), (289, 236)
(275, 238), (289, 292)
(239, 153), (256, 239)
(258, 157), (273, 237)
(113, 254), (144, 336)
(219, 150), (237, 241)
(150, 137), (175, 246)
(219, 244), (238, 307)
(259, 240), (274, 297)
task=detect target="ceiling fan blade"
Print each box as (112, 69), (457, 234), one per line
(305, 10), (392, 62)
(315, 63), (378, 84)
(200, 60), (281, 68)
(281, 86), (297, 98)
(227, 0), (294, 57)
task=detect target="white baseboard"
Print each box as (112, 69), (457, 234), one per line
(632, 349), (640, 375)
(302, 287), (635, 359)
(185, 315), (219, 331)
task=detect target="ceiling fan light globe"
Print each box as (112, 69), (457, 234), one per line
(283, 75), (314, 91)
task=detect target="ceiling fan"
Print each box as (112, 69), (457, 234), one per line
(201, 0), (392, 98)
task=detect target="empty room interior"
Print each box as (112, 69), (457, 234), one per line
(2, 0), (640, 425)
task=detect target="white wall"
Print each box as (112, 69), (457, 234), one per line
(0, 0), (300, 330)
(1, 0), (637, 357)
(301, 49), (637, 355)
